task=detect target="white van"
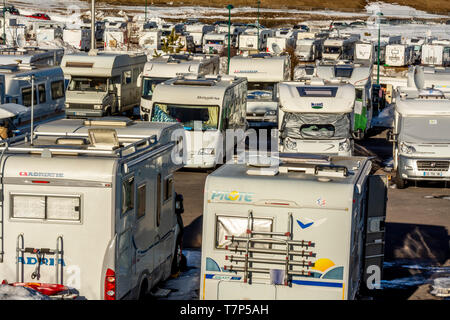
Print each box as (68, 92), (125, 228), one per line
(0, 64), (65, 126)
(140, 54), (220, 120)
(229, 54), (290, 126)
(0, 118), (186, 300)
(278, 81), (356, 156)
(63, 28), (91, 52)
(387, 87), (450, 188)
(200, 153), (387, 300)
(385, 44), (415, 67)
(148, 74), (247, 169)
(62, 51), (147, 117)
(316, 63), (374, 138)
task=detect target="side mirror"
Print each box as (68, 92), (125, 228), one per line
(386, 129), (397, 143)
(175, 193), (184, 215)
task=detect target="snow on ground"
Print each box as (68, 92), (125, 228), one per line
(372, 104), (394, 128)
(0, 285), (49, 300)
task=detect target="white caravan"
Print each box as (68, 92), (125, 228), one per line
(202, 33), (229, 54)
(385, 44), (415, 67)
(0, 64), (65, 126)
(0, 48), (64, 66)
(239, 29), (274, 53)
(104, 23), (128, 51)
(293, 64), (317, 82)
(316, 63), (374, 138)
(200, 154), (387, 300)
(266, 36), (295, 55)
(407, 65), (450, 97)
(354, 41), (374, 65)
(148, 74), (247, 169)
(421, 44), (450, 67)
(139, 29), (162, 51)
(388, 87), (450, 188)
(322, 37), (358, 61)
(62, 51), (147, 117)
(36, 27), (63, 46)
(229, 54), (290, 126)
(278, 81), (356, 156)
(296, 38), (323, 62)
(140, 54), (220, 120)
(63, 28), (91, 52)
(185, 24), (215, 52)
(0, 118), (186, 300)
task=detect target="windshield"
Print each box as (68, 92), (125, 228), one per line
(400, 116), (450, 143)
(151, 103), (220, 131)
(247, 82), (276, 101)
(282, 113), (351, 140)
(142, 77), (167, 100)
(68, 77), (107, 92)
(324, 46), (341, 54)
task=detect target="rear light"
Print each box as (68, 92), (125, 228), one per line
(104, 268), (116, 300)
(79, 40), (81, 48)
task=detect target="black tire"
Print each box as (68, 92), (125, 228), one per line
(138, 279), (148, 300)
(395, 172), (407, 189)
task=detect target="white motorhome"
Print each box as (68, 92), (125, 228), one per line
(354, 41), (374, 65)
(104, 22), (128, 51)
(295, 38), (323, 62)
(322, 37), (358, 61)
(62, 51), (147, 117)
(239, 29), (274, 53)
(229, 54), (290, 126)
(385, 44), (415, 67)
(0, 48), (64, 67)
(421, 44), (450, 67)
(140, 54), (220, 120)
(316, 63), (374, 138)
(200, 153), (387, 300)
(185, 24), (215, 52)
(388, 87), (450, 188)
(63, 28), (91, 52)
(36, 27), (63, 46)
(202, 32), (229, 54)
(407, 65), (450, 97)
(139, 29), (162, 51)
(0, 64), (65, 126)
(266, 36), (295, 55)
(278, 81), (356, 156)
(148, 74), (247, 169)
(0, 118), (186, 300)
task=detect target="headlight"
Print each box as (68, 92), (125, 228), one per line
(285, 138), (297, 150)
(339, 141), (350, 152)
(198, 148), (215, 155)
(264, 110), (277, 117)
(94, 105), (103, 110)
(400, 142), (416, 154)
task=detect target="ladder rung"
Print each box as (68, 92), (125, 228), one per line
(225, 245), (314, 257)
(226, 235), (313, 247)
(224, 265), (313, 277)
(247, 230), (290, 237)
(226, 255), (314, 267)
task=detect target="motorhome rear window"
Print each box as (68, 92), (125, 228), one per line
(297, 87), (338, 97)
(215, 215), (273, 250)
(334, 66), (353, 78)
(11, 194), (81, 221)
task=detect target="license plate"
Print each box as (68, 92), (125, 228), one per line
(423, 171), (443, 177)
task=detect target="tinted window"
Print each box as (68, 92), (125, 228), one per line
(51, 80), (65, 100)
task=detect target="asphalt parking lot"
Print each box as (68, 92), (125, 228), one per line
(170, 128), (449, 300)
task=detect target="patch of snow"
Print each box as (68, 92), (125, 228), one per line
(0, 285), (50, 300)
(372, 104), (394, 128)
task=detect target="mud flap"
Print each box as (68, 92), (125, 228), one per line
(362, 174), (387, 291)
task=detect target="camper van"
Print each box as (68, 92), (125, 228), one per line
(148, 74), (247, 169)
(388, 87), (450, 188)
(200, 153), (387, 300)
(62, 51), (147, 117)
(316, 63), (374, 138)
(202, 33), (229, 54)
(63, 28), (91, 52)
(185, 24), (215, 53)
(322, 36), (358, 61)
(0, 64), (65, 125)
(296, 38), (323, 62)
(385, 44), (415, 67)
(0, 48), (64, 67)
(354, 41), (374, 65)
(407, 65), (450, 97)
(239, 29), (274, 53)
(278, 81), (356, 156)
(266, 36), (295, 55)
(421, 44), (450, 67)
(0, 118), (186, 300)
(36, 27), (63, 45)
(139, 29), (162, 51)
(104, 23), (128, 51)
(140, 54), (220, 120)
(229, 54), (290, 126)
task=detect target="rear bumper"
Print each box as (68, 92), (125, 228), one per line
(398, 155), (450, 181)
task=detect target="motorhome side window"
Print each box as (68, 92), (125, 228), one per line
(137, 184), (146, 219)
(38, 84), (46, 104)
(21, 87), (37, 107)
(215, 215), (273, 250)
(164, 176), (173, 202)
(51, 80), (65, 100)
(156, 174), (161, 227)
(122, 176), (135, 215)
(123, 70), (132, 85)
(11, 194), (81, 221)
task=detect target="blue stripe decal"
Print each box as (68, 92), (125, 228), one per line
(205, 274), (215, 279)
(292, 280), (343, 288)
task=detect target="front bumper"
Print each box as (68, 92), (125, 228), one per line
(398, 155), (450, 181)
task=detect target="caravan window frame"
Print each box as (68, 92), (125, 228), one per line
(21, 86), (37, 107)
(51, 80), (65, 100)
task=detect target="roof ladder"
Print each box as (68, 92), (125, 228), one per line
(224, 211), (316, 286)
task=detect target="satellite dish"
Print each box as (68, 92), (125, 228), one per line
(272, 43), (282, 55)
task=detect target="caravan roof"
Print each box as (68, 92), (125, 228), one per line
(410, 66), (450, 96)
(395, 87), (450, 116)
(144, 54), (217, 78)
(279, 82), (355, 113)
(229, 54), (289, 82)
(316, 64), (372, 86)
(0, 48), (64, 66)
(61, 52), (147, 77)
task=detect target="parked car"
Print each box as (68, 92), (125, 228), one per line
(25, 13), (51, 20)
(2, 5), (19, 15)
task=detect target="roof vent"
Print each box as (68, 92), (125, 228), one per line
(84, 117), (133, 127)
(88, 129), (120, 150)
(418, 88), (445, 99)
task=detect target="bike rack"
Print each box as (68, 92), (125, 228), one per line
(223, 211), (316, 286)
